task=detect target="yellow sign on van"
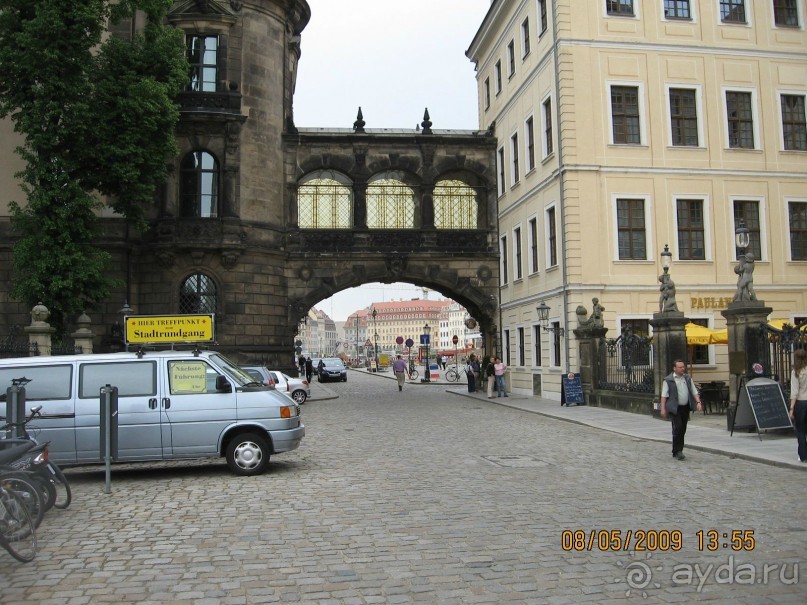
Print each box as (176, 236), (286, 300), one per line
(169, 361), (208, 394)
(125, 314), (215, 344)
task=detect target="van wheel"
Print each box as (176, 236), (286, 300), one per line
(226, 433), (270, 476)
(292, 390), (307, 404)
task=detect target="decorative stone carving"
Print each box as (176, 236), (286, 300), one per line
(30, 302), (50, 326)
(385, 255), (407, 278)
(220, 249), (241, 269)
(155, 250), (176, 269)
(733, 252), (757, 302)
(476, 265), (492, 283)
(577, 297), (605, 329)
(298, 267), (313, 282)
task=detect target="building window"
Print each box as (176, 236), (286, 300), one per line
(186, 35), (218, 92)
(733, 200), (762, 260)
(518, 327), (525, 366)
(538, 0), (548, 33)
(543, 98), (553, 156)
(664, 0), (691, 19)
(533, 325), (542, 366)
(720, 0), (746, 22)
(525, 116), (536, 172)
(781, 94), (807, 151)
(546, 206), (558, 267)
(617, 198), (647, 260)
(180, 151), (219, 218)
(669, 88), (699, 146)
(521, 18), (531, 56)
(607, 0), (634, 16)
(552, 325), (561, 367)
(529, 217), (539, 273)
(773, 0), (799, 27)
(676, 199), (705, 260)
(611, 85), (641, 145)
(504, 330), (512, 366)
(789, 202), (807, 260)
(497, 147), (506, 196)
(366, 172), (415, 229)
(726, 91), (755, 149)
(179, 273), (217, 315)
(511, 133), (520, 185)
(689, 318), (710, 365)
(507, 40), (516, 77)
(298, 171), (352, 229)
(495, 61), (502, 94)
(434, 179), (478, 229)
(500, 235), (509, 285)
(484, 78), (490, 110)
(514, 226), (523, 280)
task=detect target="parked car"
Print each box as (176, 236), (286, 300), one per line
(242, 367), (310, 404)
(240, 366), (276, 388)
(317, 357), (347, 382)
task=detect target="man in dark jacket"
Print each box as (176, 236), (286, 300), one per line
(660, 359), (703, 460)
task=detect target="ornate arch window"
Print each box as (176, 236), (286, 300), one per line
(367, 171), (415, 229)
(180, 151), (219, 218)
(433, 179), (479, 229)
(297, 170), (352, 228)
(179, 273), (217, 315)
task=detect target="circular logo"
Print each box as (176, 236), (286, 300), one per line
(465, 318), (477, 329)
(752, 362), (764, 375)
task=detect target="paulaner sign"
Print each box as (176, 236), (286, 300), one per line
(125, 314), (215, 344)
(691, 296), (733, 310)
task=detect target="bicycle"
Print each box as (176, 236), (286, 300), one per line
(407, 368), (419, 380)
(0, 469), (38, 562)
(445, 365), (465, 383)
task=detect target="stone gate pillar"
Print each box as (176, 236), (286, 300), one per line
(721, 300), (772, 416)
(649, 311), (688, 416)
(70, 311), (95, 354)
(573, 325), (607, 404)
(24, 302), (55, 356)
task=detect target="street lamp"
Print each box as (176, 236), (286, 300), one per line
(658, 244), (679, 313)
(735, 219), (750, 255)
(423, 322), (431, 382)
(354, 315), (359, 365)
(371, 308), (379, 371)
(660, 243), (672, 273)
(119, 301), (133, 351)
(536, 301), (564, 336)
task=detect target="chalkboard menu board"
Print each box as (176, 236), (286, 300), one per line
(562, 373), (585, 406)
(733, 377), (792, 435)
(745, 380), (791, 430)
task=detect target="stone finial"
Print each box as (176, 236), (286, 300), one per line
(421, 108), (433, 134)
(353, 107), (366, 132)
(30, 302), (50, 326)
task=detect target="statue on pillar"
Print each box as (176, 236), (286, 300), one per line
(658, 271), (679, 313)
(733, 252), (757, 302)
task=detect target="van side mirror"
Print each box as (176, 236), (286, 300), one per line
(215, 375), (232, 393)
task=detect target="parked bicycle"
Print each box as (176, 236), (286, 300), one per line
(445, 364), (465, 383)
(0, 444), (38, 562)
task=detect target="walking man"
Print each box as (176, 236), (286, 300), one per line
(392, 354), (407, 391)
(494, 357), (508, 397)
(660, 359), (702, 460)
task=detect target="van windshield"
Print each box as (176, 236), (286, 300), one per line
(211, 353), (258, 386)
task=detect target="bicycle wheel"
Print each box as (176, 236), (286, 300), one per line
(445, 369), (459, 382)
(409, 369), (418, 380)
(1, 475), (45, 529)
(46, 462), (72, 509)
(0, 489), (37, 562)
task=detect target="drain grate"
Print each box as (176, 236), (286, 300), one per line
(482, 455), (550, 468)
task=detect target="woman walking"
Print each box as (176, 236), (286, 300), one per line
(494, 357), (508, 397)
(789, 349), (807, 463)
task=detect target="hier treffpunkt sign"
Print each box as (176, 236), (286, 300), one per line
(125, 314), (215, 344)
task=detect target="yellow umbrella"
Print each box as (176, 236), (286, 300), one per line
(710, 328), (728, 344)
(685, 322), (717, 346)
(768, 319), (793, 330)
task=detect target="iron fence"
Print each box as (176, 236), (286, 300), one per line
(0, 327), (39, 359)
(747, 321), (807, 396)
(598, 331), (654, 393)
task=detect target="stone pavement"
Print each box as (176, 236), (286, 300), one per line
(357, 367), (806, 471)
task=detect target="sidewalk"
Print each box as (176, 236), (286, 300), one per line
(355, 367), (806, 471)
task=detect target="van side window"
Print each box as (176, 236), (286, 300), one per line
(79, 361), (157, 398)
(0, 365), (72, 400)
(168, 360), (223, 395)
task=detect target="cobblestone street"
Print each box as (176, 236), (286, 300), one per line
(2, 370), (805, 604)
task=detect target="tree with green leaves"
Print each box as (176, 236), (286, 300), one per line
(0, 0), (188, 331)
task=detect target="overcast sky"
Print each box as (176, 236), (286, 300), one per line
(293, 0), (491, 321)
(293, 0), (491, 130)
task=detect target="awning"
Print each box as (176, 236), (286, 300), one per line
(685, 323), (726, 346)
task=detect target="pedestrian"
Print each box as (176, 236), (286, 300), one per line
(494, 357), (508, 397)
(471, 355), (481, 392)
(441, 355), (448, 370)
(484, 356), (495, 398)
(392, 354), (408, 391)
(467, 354), (479, 392)
(298, 355), (305, 376)
(660, 359), (703, 460)
(789, 349), (807, 463)
(305, 357), (313, 382)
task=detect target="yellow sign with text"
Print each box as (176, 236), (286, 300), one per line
(125, 314), (215, 344)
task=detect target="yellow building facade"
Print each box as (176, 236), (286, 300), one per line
(468, 0), (807, 399)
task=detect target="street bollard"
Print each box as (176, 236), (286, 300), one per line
(99, 385), (119, 494)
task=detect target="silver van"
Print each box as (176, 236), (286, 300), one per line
(0, 350), (304, 475)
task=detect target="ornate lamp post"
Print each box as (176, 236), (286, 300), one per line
(371, 308), (379, 370)
(658, 244), (678, 313)
(119, 301), (133, 352)
(354, 315), (359, 364)
(423, 322), (431, 383)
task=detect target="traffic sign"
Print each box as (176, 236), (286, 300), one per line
(420, 334), (430, 345)
(452, 335), (459, 345)
(396, 336), (404, 345)
(295, 339), (302, 346)
(405, 338), (414, 348)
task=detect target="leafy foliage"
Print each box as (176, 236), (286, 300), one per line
(0, 0), (187, 331)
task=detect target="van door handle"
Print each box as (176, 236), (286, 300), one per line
(149, 398), (158, 409)
(162, 398), (171, 410)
